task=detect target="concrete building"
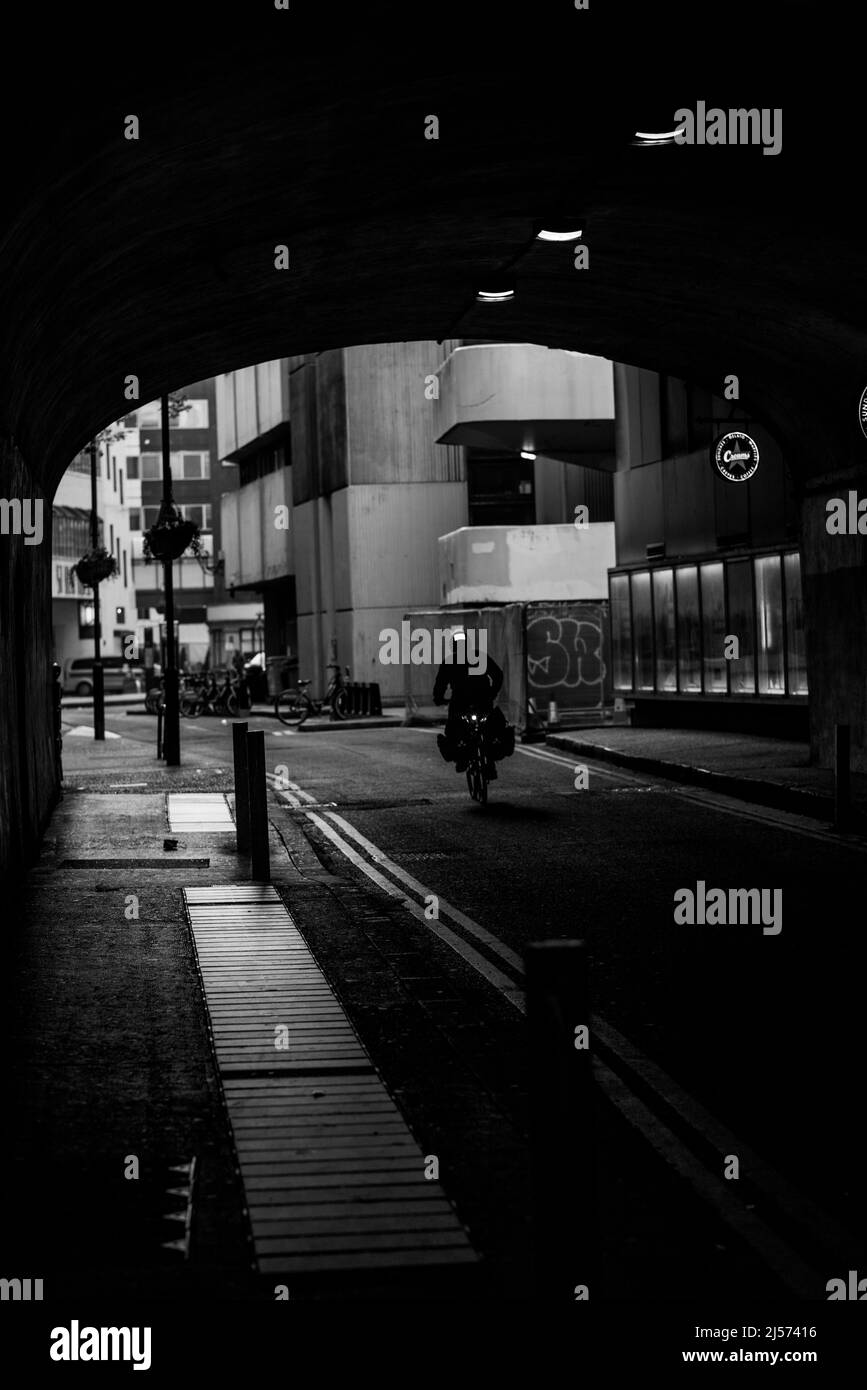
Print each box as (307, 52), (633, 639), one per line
(51, 440), (137, 682)
(129, 380), (261, 667)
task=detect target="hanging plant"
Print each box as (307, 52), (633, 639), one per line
(142, 500), (203, 563)
(73, 546), (118, 588)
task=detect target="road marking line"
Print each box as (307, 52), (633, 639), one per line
(268, 767), (855, 1275)
(595, 1059), (818, 1298)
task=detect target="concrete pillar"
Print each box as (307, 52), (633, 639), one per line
(800, 468), (867, 770)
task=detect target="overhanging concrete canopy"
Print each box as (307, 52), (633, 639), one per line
(433, 344), (615, 464)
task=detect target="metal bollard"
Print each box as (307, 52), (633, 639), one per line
(525, 939), (596, 1301)
(834, 723), (850, 830)
(369, 682), (382, 717)
(246, 729), (270, 882)
(156, 703), (164, 760)
(360, 682), (370, 716)
(232, 721), (250, 853)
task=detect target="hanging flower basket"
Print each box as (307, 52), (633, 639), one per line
(73, 547), (117, 588)
(142, 501), (203, 562)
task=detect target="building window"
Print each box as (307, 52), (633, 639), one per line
(79, 601), (95, 637)
(127, 456), (139, 480)
(727, 559), (755, 694)
(142, 505), (161, 529)
(631, 572), (654, 691)
(173, 398), (210, 429)
(129, 509), (141, 532)
(652, 568), (676, 691)
(700, 563), (727, 692)
(754, 555), (785, 694)
(140, 451), (210, 481)
(119, 469), (124, 504)
(112, 459), (117, 492)
(123, 550), (128, 586)
(784, 552), (808, 695)
(179, 503), (212, 531)
(609, 575), (632, 691)
(115, 606), (125, 624)
(675, 566), (701, 692)
(141, 453), (162, 480)
(181, 451), (210, 479)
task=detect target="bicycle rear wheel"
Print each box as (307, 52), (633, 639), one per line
(331, 687), (348, 720)
(180, 694), (199, 718)
(275, 689), (308, 726)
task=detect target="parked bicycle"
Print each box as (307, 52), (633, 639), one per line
(275, 663), (349, 727)
(180, 670), (240, 718)
(144, 678), (165, 715)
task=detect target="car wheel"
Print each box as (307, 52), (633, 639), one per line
(75, 682), (92, 696)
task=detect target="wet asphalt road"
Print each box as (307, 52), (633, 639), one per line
(93, 710), (867, 1275)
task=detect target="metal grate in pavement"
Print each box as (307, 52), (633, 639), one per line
(184, 884), (477, 1275)
(168, 793), (235, 831)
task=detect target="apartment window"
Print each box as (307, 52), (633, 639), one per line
(109, 523), (115, 552)
(119, 469), (124, 504)
(106, 451), (111, 479)
(784, 552), (808, 695)
(138, 404), (162, 429)
(727, 559), (755, 694)
(181, 451), (210, 479)
(609, 574), (632, 691)
(127, 456), (139, 480)
(675, 567), (701, 692)
(180, 503), (212, 531)
(652, 568), (677, 691)
(141, 453), (161, 480)
(631, 572), (654, 691)
(142, 505), (161, 528)
(700, 563), (727, 692)
(112, 459), (117, 491)
(123, 415), (138, 428)
(754, 555), (785, 694)
(115, 606), (126, 624)
(123, 550), (128, 586)
(173, 398), (210, 429)
(129, 509), (141, 531)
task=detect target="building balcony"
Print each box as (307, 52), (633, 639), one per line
(433, 343), (616, 469)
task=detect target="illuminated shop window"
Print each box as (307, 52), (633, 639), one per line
(784, 552), (808, 695)
(727, 560), (755, 694)
(631, 571), (654, 691)
(755, 555), (785, 694)
(652, 568), (676, 691)
(700, 563), (727, 692)
(609, 574), (632, 690)
(675, 566), (701, 692)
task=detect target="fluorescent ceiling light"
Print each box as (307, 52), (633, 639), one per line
(633, 127), (685, 144)
(536, 228), (583, 242)
(476, 286), (515, 302)
(520, 450), (536, 460)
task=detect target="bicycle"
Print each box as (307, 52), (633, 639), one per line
(461, 709), (492, 804)
(275, 662), (349, 727)
(144, 678), (165, 715)
(181, 670), (239, 718)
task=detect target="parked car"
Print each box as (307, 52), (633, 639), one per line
(62, 656), (158, 696)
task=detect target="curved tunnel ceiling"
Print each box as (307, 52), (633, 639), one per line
(0, 1), (863, 496)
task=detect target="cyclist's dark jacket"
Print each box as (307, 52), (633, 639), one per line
(433, 656), (504, 712)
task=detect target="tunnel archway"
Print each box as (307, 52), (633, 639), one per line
(1, 0), (865, 879)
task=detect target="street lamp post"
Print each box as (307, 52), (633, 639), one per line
(160, 394), (180, 765)
(88, 440), (105, 742)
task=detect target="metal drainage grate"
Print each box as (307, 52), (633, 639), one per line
(184, 884), (477, 1276)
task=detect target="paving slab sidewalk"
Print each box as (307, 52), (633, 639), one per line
(547, 726), (867, 825)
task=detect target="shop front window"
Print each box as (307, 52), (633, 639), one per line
(653, 569), (676, 691)
(610, 574), (632, 690)
(727, 559), (756, 694)
(784, 552), (808, 695)
(755, 555), (785, 694)
(700, 563), (727, 692)
(676, 566), (701, 692)
(631, 571), (654, 691)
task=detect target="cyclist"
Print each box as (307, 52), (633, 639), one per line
(433, 631), (507, 777)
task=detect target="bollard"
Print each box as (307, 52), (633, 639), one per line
(232, 721), (250, 853)
(834, 723), (850, 831)
(369, 682), (382, 717)
(156, 703), (164, 760)
(525, 939), (596, 1301)
(360, 682), (370, 716)
(246, 729), (270, 882)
